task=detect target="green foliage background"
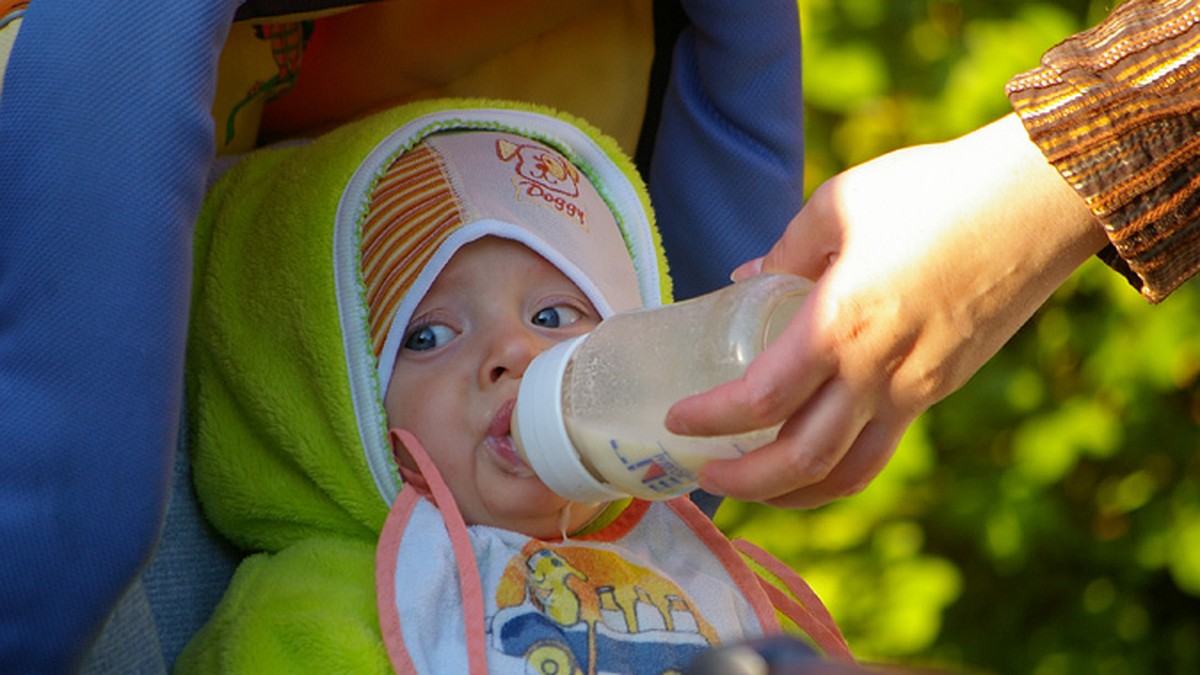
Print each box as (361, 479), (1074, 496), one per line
(714, 1), (1200, 673)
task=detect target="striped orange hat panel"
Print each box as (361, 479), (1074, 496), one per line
(361, 143), (465, 357)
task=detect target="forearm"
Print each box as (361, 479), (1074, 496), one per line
(1007, 0), (1200, 302)
(0, 0), (237, 669)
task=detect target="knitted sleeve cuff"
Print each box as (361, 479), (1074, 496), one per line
(1006, 0), (1200, 302)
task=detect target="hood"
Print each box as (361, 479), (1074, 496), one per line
(187, 98), (670, 552)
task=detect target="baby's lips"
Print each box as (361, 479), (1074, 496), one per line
(486, 435), (535, 478)
(486, 399), (535, 477)
(489, 399), (516, 437)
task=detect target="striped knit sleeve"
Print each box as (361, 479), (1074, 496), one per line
(1006, 0), (1200, 303)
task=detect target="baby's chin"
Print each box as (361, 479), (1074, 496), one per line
(477, 492), (605, 540)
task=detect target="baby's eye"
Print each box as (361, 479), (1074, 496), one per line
(532, 304), (584, 329)
(402, 323), (457, 352)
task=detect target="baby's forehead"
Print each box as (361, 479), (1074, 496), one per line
(422, 236), (588, 297)
(433, 235), (553, 274)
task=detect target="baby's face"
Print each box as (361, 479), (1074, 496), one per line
(384, 237), (603, 538)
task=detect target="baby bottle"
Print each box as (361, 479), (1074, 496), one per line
(512, 273), (813, 502)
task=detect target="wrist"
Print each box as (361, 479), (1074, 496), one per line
(958, 114), (1109, 274)
(915, 114), (1110, 378)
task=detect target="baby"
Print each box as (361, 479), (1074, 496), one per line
(178, 100), (851, 673)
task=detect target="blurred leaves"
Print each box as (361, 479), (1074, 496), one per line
(716, 1), (1200, 673)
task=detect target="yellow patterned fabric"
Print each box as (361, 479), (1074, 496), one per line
(0, 1), (29, 99)
(214, 0), (652, 155)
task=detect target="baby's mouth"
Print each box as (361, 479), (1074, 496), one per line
(486, 400), (535, 478)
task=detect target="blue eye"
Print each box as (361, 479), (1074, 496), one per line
(402, 323), (456, 352)
(533, 305), (583, 328)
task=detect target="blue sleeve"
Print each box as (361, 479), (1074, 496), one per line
(649, 0), (805, 300)
(0, 1), (238, 670)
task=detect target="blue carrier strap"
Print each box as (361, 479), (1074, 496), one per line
(645, 0), (805, 301)
(0, 0), (239, 671)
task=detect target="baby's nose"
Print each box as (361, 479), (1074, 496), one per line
(484, 327), (546, 384)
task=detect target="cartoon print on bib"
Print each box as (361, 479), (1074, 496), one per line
(491, 541), (716, 674)
(376, 495), (785, 675)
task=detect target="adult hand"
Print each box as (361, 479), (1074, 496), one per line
(665, 114), (1109, 508)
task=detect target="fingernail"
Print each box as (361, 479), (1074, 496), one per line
(697, 472), (725, 496)
(662, 401), (691, 432)
(663, 412), (687, 435)
(730, 258), (764, 282)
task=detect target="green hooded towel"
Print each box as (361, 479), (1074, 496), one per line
(177, 98), (671, 672)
